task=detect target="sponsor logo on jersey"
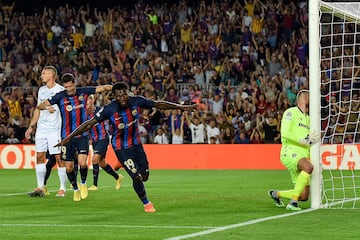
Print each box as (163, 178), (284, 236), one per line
(298, 123), (310, 129)
(66, 104), (84, 111)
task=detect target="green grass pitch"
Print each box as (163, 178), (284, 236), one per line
(0, 169), (359, 240)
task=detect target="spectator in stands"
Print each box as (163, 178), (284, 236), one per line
(250, 127), (265, 144)
(171, 112), (184, 144)
(205, 118), (220, 144)
(185, 110), (205, 144)
(153, 127), (169, 144)
(259, 113), (281, 143)
(0, 124), (7, 143)
(5, 127), (19, 144)
(220, 124), (235, 144)
(0, 0), (328, 145)
(234, 130), (250, 144)
(207, 93), (224, 116)
(138, 124), (149, 144)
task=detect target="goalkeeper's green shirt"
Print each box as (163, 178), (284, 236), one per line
(280, 106), (310, 158)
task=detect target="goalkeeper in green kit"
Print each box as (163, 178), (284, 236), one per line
(268, 90), (320, 211)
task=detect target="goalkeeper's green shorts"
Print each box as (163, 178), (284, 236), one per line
(280, 148), (310, 185)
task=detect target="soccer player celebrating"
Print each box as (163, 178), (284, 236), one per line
(268, 90), (320, 210)
(56, 82), (197, 212)
(38, 73), (112, 201)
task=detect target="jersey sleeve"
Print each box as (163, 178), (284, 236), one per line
(37, 87), (43, 105)
(94, 106), (108, 123)
(131, 96), (154, 109)
(79, 87), (96, 95)
(281, 108), (307, 145)
(48, 91), (63, 105)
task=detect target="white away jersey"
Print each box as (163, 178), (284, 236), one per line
(37, 83), (64, 131)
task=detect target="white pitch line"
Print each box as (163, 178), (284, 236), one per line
(0, 223), (214, 230)
(164, 208), (317, 240)
(0, 185), (130, 197)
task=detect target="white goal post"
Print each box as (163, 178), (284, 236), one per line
(310, 1), (360, 209)
(309, 0), (321, 209)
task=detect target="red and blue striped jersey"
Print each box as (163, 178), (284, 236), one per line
(49, 87), (96, 138)
(94, 96), (154, 150)
(88, 106), (108, 142)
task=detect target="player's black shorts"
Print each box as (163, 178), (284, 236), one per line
(113, 144), (149, 179)
(61, 136), (89, 161)
(92, 136), (109, 158)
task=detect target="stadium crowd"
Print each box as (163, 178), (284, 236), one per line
(0, 0), (356, 145)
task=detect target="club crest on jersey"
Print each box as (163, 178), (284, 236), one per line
(78, 95), (84, 101)
(66, 105), (73, 111)
(132, 109), (137, 116)
(118, 123), (125, 129)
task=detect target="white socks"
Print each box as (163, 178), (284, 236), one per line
(35, 163), (46, 190)
(58, 167), (67, 191)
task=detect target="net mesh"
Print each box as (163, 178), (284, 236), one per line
(319, 1), (360, 208)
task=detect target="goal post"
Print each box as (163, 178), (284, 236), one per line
(309, 0), (321, 209)
(310, 1), (360, 209)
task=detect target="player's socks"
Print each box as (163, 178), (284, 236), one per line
(293, 171), (310, 199)
(58, 167), (67, 191)
(92, 164), (99, 187)
(35, 163), (46, 190)
(142, 198), (150, 205)
(103, 164), (118, 179)
(278, 190), (294, 200)
(74, 161), (79, 177)
(80, 166), (88, 184)
(67, 170), (79, 190)
(133, 181), (148, 204)
(44, 154), (56, 184)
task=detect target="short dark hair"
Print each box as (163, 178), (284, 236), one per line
(61, 73), (75, 84)
(112, 82), (129, 94)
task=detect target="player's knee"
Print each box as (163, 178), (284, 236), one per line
(305, 164), (314, 174)
(299, 195), (309, 201)
(299, 158), (314, 174)
(46, 155), (57, 168)
(142, 172), (149, 182)
(65, 165), (73, 173)
(133, 174), (142, 183)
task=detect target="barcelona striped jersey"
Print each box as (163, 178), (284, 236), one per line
(49, 87), (96, 138)
(88, 106), (108, 142)
(94, 96), (154, 150)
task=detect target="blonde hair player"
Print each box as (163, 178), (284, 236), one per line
(26, 66), (67, 197)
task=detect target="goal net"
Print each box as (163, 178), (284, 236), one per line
(313, 1), (360, 208)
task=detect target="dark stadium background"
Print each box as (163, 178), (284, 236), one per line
(5, 0), (344, 16)
(4, 0), (186, 13)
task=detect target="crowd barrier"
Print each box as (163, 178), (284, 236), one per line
(0, 144), (359, 170)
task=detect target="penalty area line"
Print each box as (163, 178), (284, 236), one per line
(164, 208), (317, 240)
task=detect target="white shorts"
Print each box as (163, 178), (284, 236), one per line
(35, 130), (61, 155)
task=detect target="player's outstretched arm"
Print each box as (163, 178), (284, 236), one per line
(95, 85), (113, 93)
(154, 100), (198, 111)
(54, 117), (98, 147)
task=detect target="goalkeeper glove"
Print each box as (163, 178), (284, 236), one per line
(300, 131), (321, 146)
